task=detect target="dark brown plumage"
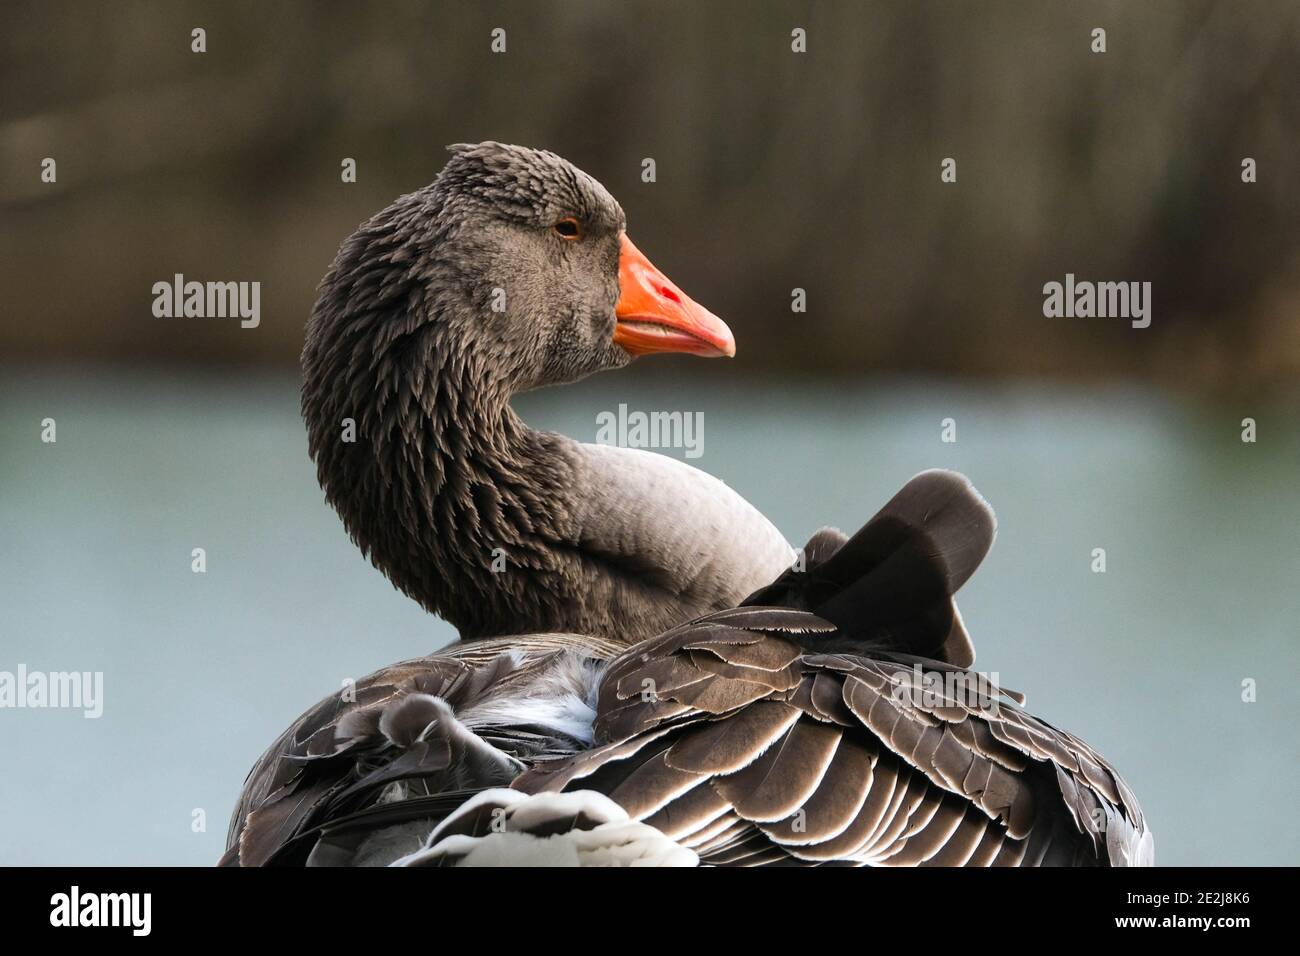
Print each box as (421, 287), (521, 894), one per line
(299, 142), (785, 646)
(515, 606), (1150, 866)
(221, 633), (623, 867)
(224, 468), (1153, 866)
(225, 145), (1151, 867)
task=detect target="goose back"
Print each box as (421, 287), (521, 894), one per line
(223, 470), (1151, 866)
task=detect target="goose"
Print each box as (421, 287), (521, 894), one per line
(221, 143), (1151, 867)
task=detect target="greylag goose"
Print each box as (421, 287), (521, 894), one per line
(222, 143), (1151, 867)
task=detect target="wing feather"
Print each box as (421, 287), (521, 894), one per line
(516, 612), (1151, 867)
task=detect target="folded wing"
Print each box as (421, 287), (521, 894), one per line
(514, 608), (1152, 866)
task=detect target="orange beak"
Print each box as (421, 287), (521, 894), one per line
(613, 234), (736, 358)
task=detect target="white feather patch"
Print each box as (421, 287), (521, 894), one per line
(390, 789), (698, 867)
(457, 650), (604, 744)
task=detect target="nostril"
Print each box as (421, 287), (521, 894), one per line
(658, 286), (681, 305)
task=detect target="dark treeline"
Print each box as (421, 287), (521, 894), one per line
(2, 0), (1296, 391)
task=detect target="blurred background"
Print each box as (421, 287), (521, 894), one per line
(1, 0), (1297, 865)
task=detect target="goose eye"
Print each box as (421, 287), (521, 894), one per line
(553, 218), (582, 240)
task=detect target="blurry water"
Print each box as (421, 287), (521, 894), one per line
(1, 366), (1296, 865)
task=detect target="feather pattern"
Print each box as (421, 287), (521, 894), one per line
(221, 633), (621, 866)
(224, 471), (1152, 867)
(248, 146), (1154, 867)
(513, 611), (1152, 866)
(509, 472), (1151, 866)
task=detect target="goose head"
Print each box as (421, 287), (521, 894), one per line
(439, 142), (735, 390)
(306, 141), (732, 405)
